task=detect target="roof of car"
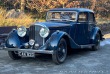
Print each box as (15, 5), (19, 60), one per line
(49, 8), (94, 13)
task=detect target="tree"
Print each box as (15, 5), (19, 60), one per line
(91, 0), (96, 10)
(66, 1), (81, 8)
(57, 0), (68, 8)
(26, 0), (57, 12)
(26, 0), (57, 18)
(95, 0), (110, 17)
(21, 0), (26, 12)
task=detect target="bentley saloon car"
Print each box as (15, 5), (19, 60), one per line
(1, 8), (103, 64)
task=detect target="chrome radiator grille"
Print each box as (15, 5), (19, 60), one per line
(29, 25), (35, 39)
(29, 25), (43, 46)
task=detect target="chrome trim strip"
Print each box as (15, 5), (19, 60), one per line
(80, 44), (95, 49)
(2, 48), (53, 54)
(43, 38), (45, 45)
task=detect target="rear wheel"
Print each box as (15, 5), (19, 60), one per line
(8, 51), (21, 60)
(52, 38), (67, 64)
(91, 33), (100, 51)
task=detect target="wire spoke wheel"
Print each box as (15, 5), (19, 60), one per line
(57, 41), (67, 62)
(8, 51), (21, 60)
(52, 38), (67, 64)
(92, 33), (100, 51)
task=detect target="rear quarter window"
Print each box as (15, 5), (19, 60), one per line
(89, 13), (95, 22)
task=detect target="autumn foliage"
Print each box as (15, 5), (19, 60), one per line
(0, 0), (109, 27)
(0, 0), (110, 18)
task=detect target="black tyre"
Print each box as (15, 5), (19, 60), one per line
(8, 51), (21, 60)
(52, 38), (67, 64)
(91, 33), (100, 51)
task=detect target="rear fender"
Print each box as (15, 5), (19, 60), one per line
(90, 27), (103, 43)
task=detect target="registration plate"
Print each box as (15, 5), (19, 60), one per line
(18, 52), (35, 57)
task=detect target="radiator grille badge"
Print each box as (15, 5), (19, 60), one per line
(29, 39), (35, 46)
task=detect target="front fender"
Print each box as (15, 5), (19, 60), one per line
(5, 30), (29, 48)
(47, 31), (80, 50)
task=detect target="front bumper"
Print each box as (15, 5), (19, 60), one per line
(0, 47), (53, 54)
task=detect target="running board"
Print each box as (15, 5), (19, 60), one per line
(80, 44), (95, 49)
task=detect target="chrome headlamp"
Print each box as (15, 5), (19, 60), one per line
(39, 25), (49, 38)
(17, 26), (27, 37)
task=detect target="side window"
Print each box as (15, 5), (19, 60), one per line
(78, 12), (87, 22)
(89, 13), (95, 22)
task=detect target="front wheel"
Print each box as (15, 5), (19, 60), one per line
(52, 38), (67, 64)
(8, 51), (21, 60)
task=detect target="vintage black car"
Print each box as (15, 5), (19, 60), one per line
(1, 8), (103, 64)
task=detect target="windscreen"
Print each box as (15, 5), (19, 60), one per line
(47, 11), (77, 21)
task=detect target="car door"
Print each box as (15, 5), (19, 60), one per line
(73, 12), (90, 45)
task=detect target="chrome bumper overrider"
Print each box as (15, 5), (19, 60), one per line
(0, 47), (53, 54)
